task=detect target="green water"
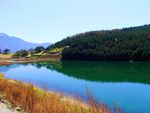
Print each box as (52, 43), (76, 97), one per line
(40, 61), (150, 83)
(1, 61), (150, 113)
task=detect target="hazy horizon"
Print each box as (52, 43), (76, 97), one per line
(0, 0), (150, 43)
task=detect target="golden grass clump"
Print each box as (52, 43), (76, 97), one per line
(0, 75), (121, 113)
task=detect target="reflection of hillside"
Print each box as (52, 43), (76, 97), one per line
(33, 61), (150, 84)
(31, 62), (62, 71)
(2, 61), (150, 84)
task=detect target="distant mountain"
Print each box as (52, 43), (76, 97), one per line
(0, 33), (50, 52)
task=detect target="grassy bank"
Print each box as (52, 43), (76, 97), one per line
(0, 73), (117, 113)
(14, 53), (61, 63)
(0, 54), (13, 59)
(0, 54), (13, 66)
(0, 53), (61, 66)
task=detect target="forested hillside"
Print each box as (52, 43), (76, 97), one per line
(48, 24), (150, 61)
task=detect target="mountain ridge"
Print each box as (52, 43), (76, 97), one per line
(0, 33), (50, 52)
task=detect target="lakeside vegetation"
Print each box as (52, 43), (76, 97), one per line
(0, 73), (122, 113)
(1, 24), (150, 62)
(10, 46), (61, 62)
(0, 54), (13, 66)
(0, 47), (61, 65)
(1, 24), (150, 113)
(48, 24), (150, 61)
(0, 48), (10, 54)
(0, 54), (12, 60)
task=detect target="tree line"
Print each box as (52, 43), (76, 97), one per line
(48, 24), (150, 61)
(1, 46), (47, 58)
(0, 49), (10, 54)
(13, 46), (46, 58)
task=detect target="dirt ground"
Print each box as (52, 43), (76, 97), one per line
(0, 103), (20, 113)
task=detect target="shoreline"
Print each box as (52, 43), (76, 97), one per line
(0, 53), (91, 113)
(0, 73), (92, 113)
(0, 56), (121, 113)
(0, 53), (61, 66)
(0, 58), (90, 111)
(0, 72), (87, 105)
(0, 57), (61, 66)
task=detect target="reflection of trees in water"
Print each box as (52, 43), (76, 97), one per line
(31, 62), (62, 71)
(32, 61), (150, 84)
(2, 61), (150, 84)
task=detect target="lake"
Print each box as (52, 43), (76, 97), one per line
(0, 61), (150, 113)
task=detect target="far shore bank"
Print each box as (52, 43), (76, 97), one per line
(0, 53), (61, 66)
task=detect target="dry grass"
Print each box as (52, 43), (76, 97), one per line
(14, 53), (61, 63)
(0, 53), (61, 65)
(0, 54), (13, 59)
(0, 73), (4, 78)
(0, 54), (13, 66)
(0, 74), (121, 113)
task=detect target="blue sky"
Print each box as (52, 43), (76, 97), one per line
(0, 0), (150, 43)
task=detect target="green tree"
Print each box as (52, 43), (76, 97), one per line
(13, 49), (28, 58)
(34, 46), (45, 53)
(0, 49), (2, 54)
(3, 49), (10, 54)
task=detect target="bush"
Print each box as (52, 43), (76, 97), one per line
(34, 46), (45, 53)
(3, 48), (10, 54)
(0, 49), (2, 54)
(13, 49), (28, 58)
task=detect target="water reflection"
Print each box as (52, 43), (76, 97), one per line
(1, 61), (150, 113)
(31, 61), (150, 84)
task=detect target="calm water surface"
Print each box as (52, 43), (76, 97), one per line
(0, 61), (150, 113)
